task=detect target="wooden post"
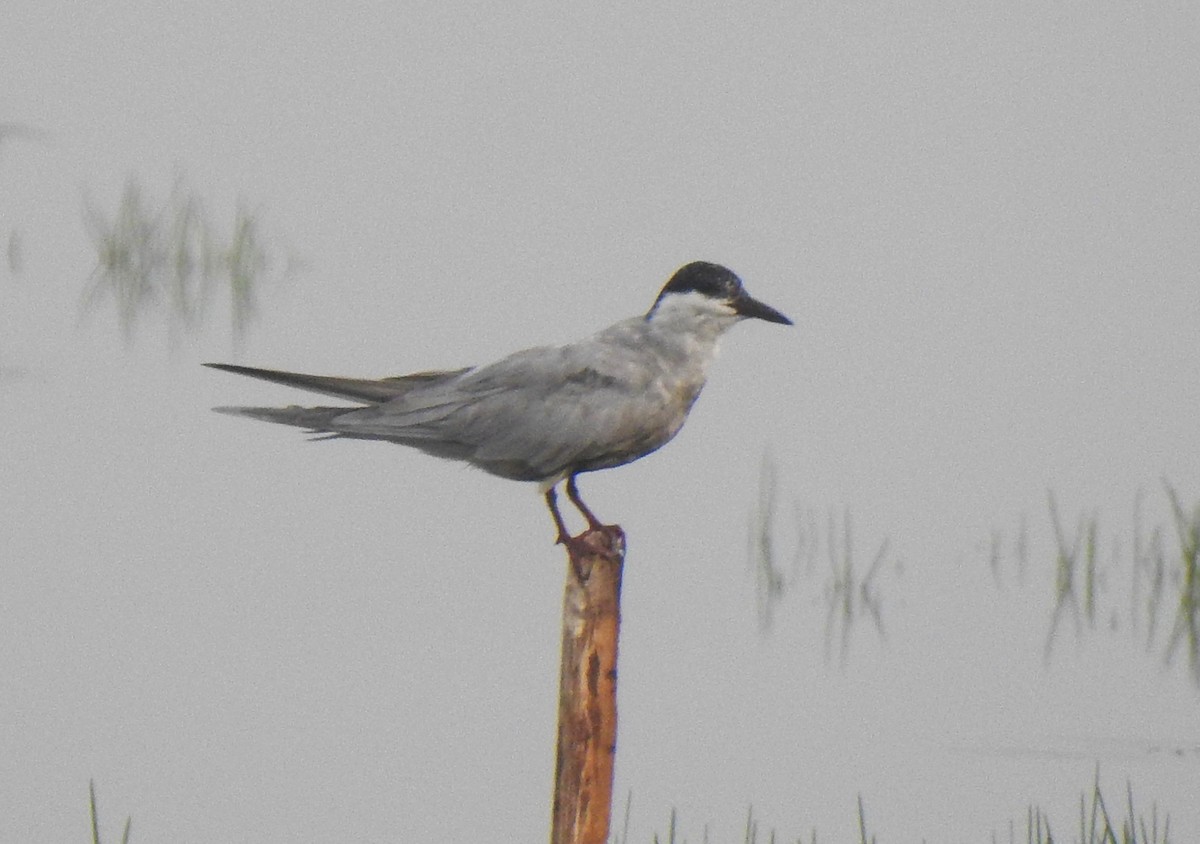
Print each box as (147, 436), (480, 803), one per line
(550, 525), (625, 844)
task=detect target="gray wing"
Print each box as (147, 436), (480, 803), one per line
(331, 330), (699, 480)
(208, 320), (703, 482)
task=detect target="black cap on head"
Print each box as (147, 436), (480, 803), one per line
(659, 261), (744, 301)
(650, 261), (792, 325)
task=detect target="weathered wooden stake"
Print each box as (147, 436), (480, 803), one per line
(550, 525), (626, 844)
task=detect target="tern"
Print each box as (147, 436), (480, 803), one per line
(206, 261), (791, 544)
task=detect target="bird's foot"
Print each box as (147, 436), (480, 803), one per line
(557, 524), (625, 581)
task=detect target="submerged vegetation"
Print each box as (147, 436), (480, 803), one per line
(88, 781), (130, 844)
(86, 767), (1179, 842)
(80, 174), (297, 353)
(749, 458), (890, 661)
(628, 769), (1171, 843)
(0, 121), (45, 278)
(750, 466), (1199, 688)
(1026, 484), (1199, 687)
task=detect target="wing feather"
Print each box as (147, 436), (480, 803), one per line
(204, 363), (471, 403)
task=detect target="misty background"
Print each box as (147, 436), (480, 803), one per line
(2, 2), (1198, 841)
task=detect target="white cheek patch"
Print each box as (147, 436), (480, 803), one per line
(653, 290), (738, 321)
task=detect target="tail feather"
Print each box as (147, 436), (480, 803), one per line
(214, 405), (350, 433)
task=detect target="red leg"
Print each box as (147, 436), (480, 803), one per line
(566, 475), (604, 531)
(545, 485), (572, 545)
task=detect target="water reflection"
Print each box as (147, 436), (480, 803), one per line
(821, 511), (887, 666)
(1162, 485), (1200, 685)
(1045, 490), (1099, 656)
(986, 484), (1200, 687)
(1, 122), (47, 279)
(80, 174), (296, 353)
(748, 458), (891, 663)
(749, 464), (1198, 686)
(6, 228), (22, 275)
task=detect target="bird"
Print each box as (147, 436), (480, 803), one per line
(206, 261), (792, 545)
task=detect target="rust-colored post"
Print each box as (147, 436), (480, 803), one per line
(550, 526), (625, 844)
